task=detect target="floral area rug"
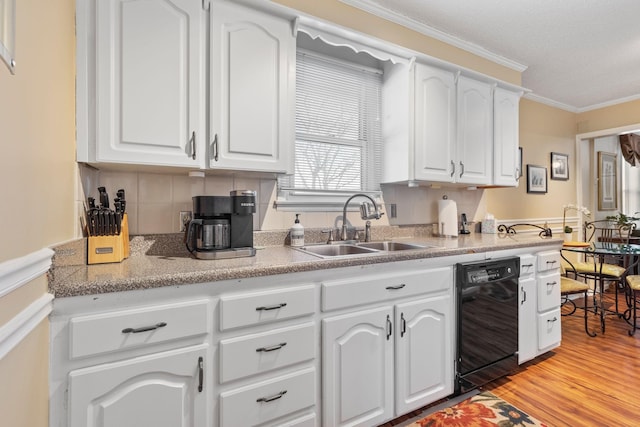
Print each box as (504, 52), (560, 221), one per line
(406, 391), (548, 427)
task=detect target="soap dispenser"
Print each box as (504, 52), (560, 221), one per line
(290, 214), (305, 247)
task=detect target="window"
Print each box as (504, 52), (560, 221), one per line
(277, 45), (384, 210)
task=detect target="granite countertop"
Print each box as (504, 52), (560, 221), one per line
(48, 228), (562, 298)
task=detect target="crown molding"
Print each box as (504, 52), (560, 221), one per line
(576, 93), (640, 113)
(340, 0), (528, 72)
(523, 93), (578, 113)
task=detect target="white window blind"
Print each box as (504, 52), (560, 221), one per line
(279, 49), (383, 196)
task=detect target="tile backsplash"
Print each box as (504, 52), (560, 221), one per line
(78, 164), (487, 236)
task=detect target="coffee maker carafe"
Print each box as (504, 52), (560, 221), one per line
(185, 191), (256, 260)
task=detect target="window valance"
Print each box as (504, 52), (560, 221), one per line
(619, 133), (640, 166)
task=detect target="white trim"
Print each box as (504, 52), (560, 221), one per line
(0, 248), (54, 298)
(577, 93), (640, 114)
(339, 0), (528, 72)
(0, 293), (53, 360)
(524, 92), (578, 113)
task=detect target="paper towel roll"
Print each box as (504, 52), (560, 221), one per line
(438, 199), (458, 237)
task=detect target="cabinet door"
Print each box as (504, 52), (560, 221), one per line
(395, 295), (453, 415)
(493, 87), (521, 186)
(518, 276), (537, 364)
(95, 0), (206, 167)
(210, 1), (294, 173)
(456, 76), (493, 185)
(322, 306), (394, 427)
(413, 63), (456, 182)
(68, 345), (208, 427)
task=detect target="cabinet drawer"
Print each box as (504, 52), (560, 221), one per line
(69, 299), (209, 359)
(537, 250), (561, 272)
(537, 271), (560, 312)
(275, 413), (317, 427)
(220, 285), (315, 331)
(538, 308), (561, 350)
(519, 254), (536, 277)
(220, 367), (316, 426)
(322, 267), (451, 312)
(220, 322), (315, 383)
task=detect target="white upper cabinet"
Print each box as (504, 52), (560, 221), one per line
(413, 63), (457, 182)
(455, 76), (493, 185)
(493, 87), (523, 186)
(382, 61), (523, 187)
(78, 0), (207, 167)
(209, 1), (294, 173)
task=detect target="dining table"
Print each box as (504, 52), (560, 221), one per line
(561, 241), (640, 333)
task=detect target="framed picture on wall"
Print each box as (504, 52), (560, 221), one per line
(598, 151), (617, 210)
(526, 164), (547, 194)
(550, 152), (569, 180)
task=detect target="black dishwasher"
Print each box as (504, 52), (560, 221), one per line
(455, 257), (520, 395)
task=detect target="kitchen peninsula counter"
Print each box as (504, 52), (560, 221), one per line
(49, 231), (562, 298)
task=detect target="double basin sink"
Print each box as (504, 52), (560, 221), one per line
(294, 241), (432, 259)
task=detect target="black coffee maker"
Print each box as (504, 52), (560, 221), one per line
(185, 190), (256, 260)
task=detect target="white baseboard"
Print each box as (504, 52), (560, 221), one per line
(0, 248), (55, 360)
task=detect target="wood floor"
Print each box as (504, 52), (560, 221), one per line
(385, 294), (640, 427)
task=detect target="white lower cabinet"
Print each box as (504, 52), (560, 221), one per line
(518, 250), (562, 364)
(68, 345), (209, 427)
(395, 296), (452, 414)
(217, 285), (318, 426)
(321, 267), (453, 427)
(518, 275), (537, 363)
(323, 306), (394, 427)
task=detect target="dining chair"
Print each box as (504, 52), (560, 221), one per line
(625, 275), (640, 336)
(565, 220), (635, 313)
(560, 265), (596, 336)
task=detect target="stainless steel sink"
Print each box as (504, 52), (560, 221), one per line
(294, 241), (431, 258)
(297, 244), (378, 257)
(357, 241), (427, 251)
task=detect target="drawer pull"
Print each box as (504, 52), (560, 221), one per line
(198, 357), (203, 393)
(547, 281), (557, 288)
(546, 260), (558, 265)
(548, 316), (558, 323)
(256, 342), (287, 353)
(256, 390), (287, 403)
(121, 322), (167, 334)
(386, 284), (406, 290)
(256, 303), (287, 311)
(523, 263), (534, 268)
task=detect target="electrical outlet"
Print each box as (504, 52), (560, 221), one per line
(179, 211), (192, 232)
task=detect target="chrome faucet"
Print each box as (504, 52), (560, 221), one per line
(341, 194), (383, 241)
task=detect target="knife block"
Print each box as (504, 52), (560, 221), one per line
(88, 213), (130, 265)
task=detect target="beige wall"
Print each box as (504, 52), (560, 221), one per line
(0, 278), (49, 427)
(486, 99), (578, 222)
(0, 0), (76, 262)
(577, 98), (640, 134)
(0, 0), (75, 425)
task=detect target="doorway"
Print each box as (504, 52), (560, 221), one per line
(576, 124), (640, 236)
